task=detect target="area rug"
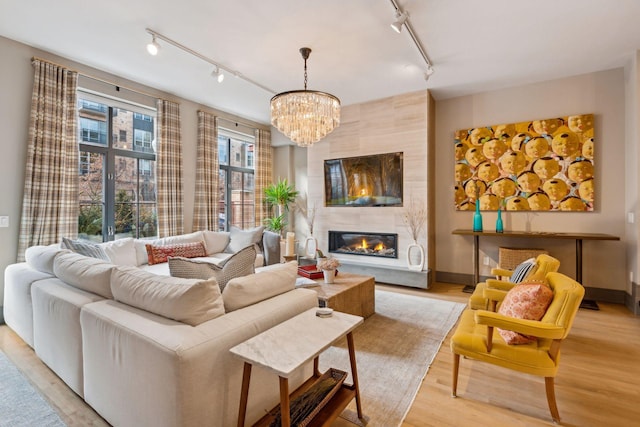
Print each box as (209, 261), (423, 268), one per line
(319, 289), (465, 427)
(0, 350), (66, 427)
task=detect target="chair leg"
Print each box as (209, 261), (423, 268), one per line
(452, 353), (460, 397)
(545, 377), (560, 423)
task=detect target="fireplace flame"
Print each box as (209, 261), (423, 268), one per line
(375, 243), (385, 251)
(361, 238), (368, 249)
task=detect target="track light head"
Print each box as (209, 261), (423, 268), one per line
(146, 35), (160, 56)
(424, 64), (434, 81)
(391, 10), (409, 33)
(212, 66), (224, 83)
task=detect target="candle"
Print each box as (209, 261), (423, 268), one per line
(286, 232), (295, 256)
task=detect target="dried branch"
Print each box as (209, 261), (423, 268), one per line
(403, 198), (427, 241)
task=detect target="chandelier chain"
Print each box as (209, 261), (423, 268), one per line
(303, 57), (308, 90)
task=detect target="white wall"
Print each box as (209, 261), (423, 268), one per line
(436, 68), (627, 291)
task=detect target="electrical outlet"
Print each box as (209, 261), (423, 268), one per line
(483, 256), (490, 266)
(629, 212), (635, 224)
(0, 216), (8, 227)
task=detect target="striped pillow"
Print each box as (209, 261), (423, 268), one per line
(168, 245), (256, 292)
(145, 241), (207, 265)
(510, 258), (537, 283)
(61, 237), (110, 262)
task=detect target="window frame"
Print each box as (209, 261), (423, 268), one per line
(77, 89), (157, 242)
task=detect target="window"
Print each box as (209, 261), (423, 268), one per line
(77, 93), (157, 243)
(217, 129), (255, 231)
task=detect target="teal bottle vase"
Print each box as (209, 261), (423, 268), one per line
(473, 202), (483, 232)
(496, 208), (504, 233)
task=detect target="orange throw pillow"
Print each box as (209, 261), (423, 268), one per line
(145, 242), (207, 265)
(497, 282), (553, 344)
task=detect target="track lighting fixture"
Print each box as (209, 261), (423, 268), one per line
(388, 1), (434, 82)
(212, 66), (224, 83)
(391, 10), (409, 33)
(146, 35), (160, 56)
(144, 28), (275, 94)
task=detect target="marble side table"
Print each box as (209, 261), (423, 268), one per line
(230, 308), (364, 427)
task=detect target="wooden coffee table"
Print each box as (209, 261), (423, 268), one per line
(312, 272), (375, 319)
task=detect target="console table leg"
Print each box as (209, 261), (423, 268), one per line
(237, 362), (252, 427)
(576, 239), (583, 283)
(473, 235), (479, 286)
(279, 376), (290, 427)
(347, 332), (363, 419)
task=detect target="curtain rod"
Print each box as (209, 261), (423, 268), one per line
(215, 115), (268, 131)
(32, 56), (167, 102)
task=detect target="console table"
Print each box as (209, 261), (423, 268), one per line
(230, 308), (364, 427)
(451, 229), (620, 287)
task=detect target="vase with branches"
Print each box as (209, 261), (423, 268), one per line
(403, 198), (427, 271)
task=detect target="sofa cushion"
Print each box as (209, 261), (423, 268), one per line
(110, 266), (225, 326)
(53, 252), (115, 299)
(222, 261), (297, 312)
(497, 282), (554, 344)
(168, 245), (256, 292)
(224, 226), (265, 254)
(202, 230), (231, 255)
(61, 237), (111, 262)
(25, 244), (62, 274)
(146, 242), (207, 265)
(99, 238), (138, 266)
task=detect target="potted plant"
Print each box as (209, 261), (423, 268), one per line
(264, 178), (299, 236)
(317, 257), (341, 284)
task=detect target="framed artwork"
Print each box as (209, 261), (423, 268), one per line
(454, 114), (594, 212)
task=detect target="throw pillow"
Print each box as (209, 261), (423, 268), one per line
(497, 282), (554, 344)
(99, 237), (137, 266)
(110, 266), (225, 326)
(222, 261), (297, 312)
(224, 225), (265, 254)
(61, 237), (110, 262)
(145, 241), (207, 265)
(168, 245), (256, 292)
(202, 230), (231, 255)
(510, 258), (537, 283)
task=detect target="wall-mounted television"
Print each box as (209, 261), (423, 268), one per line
(324, 152), (403, 207)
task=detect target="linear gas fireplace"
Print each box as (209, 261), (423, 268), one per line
(328, 230), (398, 259)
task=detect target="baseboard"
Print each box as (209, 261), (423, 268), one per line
(625, 282), (640, 315)
(437, 271), (634, 311)
(436, 271), (490, 287)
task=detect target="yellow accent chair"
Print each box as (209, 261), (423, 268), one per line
(451, 272), (585, 423)
(468, 254), (561, 310)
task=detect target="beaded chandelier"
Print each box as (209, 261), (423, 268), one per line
(270, 47), (341, 147)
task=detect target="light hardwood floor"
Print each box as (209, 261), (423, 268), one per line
(1, 282), (639, 427)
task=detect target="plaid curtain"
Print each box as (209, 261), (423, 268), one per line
(17, 59), (78, 261)
(254, 128), (273, 227)
(193, 111), (219, 231)
(156, 99), (183, 237)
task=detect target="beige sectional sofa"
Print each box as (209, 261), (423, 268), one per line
(3, 231), (318, 427)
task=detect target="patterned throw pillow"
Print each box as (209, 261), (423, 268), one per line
(497, 282), (554, 344)
(61, 237), (110, 262)
(145, 241), (207, 265)
(168, 245), (256, 291)
(510, 258), (537, 283)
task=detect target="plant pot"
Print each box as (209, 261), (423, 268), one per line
(323, 269), (336, 284)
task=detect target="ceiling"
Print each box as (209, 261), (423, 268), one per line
(2, 0), (640, 129)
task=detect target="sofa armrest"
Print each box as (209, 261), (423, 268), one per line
(474, 310), (565, 339)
